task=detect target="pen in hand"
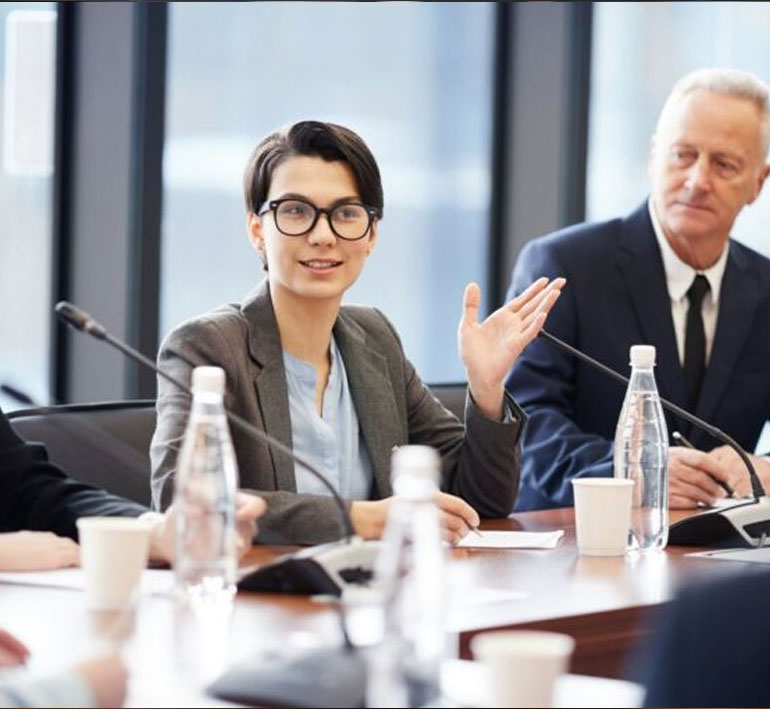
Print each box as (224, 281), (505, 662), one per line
(672, 431), (736, 499)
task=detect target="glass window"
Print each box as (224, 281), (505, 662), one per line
(0, 2), (56, 411)
(587, 1), (770, 257)
(587, 1), (770, 452)
(161, 1), (494, 383)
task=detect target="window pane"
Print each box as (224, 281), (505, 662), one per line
(587, 1), (770, 258)
(161, 1), (494, 382)
(0, 2), (55, 411)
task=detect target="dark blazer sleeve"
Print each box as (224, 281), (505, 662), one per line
(374, 310), (524, 517)
(505, 237), (614, 510)
(0, 409), (147, 540)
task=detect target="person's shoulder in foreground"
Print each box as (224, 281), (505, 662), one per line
(638, 568), (770, 708)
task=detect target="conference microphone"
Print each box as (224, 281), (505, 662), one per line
(55, 300), (381, 595)
(538, 329), (770, 548)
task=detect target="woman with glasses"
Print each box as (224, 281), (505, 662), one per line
(150, 120), (564, 545)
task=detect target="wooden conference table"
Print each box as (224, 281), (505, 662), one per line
(252, 507), (745, 677)
(0, 507), (748, 706)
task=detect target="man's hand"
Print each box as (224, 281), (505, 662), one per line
(142, 491), (266, 563)
(668, 446), (734, 508)
(0, 531), (79, 571)
(351, 492), (480, 545)
(704, 445), (770, 498)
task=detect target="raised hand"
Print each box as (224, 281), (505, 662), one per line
(458, 277), (565, 419)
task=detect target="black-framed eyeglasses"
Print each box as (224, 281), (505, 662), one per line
(257, 198), (378, 241)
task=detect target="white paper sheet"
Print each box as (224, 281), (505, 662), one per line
(0, 567), (174, 595)
(456, 529), (564, 549)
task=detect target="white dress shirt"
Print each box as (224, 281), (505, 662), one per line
(648, 200), (729, 366)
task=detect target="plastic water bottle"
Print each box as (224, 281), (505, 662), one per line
(173, 366), (239, 602)
(613, 345), (669, 551)
(367, 445), (446, 708)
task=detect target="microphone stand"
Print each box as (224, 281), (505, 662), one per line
(55, 301), (381, 593)
(539, 329), (770, 548)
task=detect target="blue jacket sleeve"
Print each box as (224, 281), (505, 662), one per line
(505, 238), (614, 510)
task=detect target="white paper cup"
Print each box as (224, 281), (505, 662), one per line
(571, 478), (633, 556)
(77, 517), (151, 610)
(471, 630), (575, 708)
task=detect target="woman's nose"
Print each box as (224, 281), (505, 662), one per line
(306, 212), (337, 245)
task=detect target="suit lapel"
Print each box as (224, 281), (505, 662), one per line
(334, 313), (399, 499)
(241, 281), (296, 492)
(697, 244), (760, 426)
(616, 205), (686, 406)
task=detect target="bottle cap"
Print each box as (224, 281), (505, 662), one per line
(630, 345), (656, 368)
(391, 445), (440, 484)
(192, 366), (225, 395)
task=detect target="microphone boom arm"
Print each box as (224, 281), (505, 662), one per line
(538, 329), (765, 500)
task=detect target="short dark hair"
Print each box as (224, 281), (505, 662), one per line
(243, 120), (384, 217)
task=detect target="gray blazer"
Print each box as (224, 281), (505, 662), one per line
(150, 281), (523, 544)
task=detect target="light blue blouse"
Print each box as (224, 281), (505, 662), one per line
(282, 337), (374, 499)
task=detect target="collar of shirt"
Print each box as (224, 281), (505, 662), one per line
(283, 338), (338, 394)
(648, 198), (729, 305)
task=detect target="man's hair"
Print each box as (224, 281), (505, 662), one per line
(243, 120), (384, 216)
(657, 67), (770, 159)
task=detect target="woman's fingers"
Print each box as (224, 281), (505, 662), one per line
(509, 277), (565, 314)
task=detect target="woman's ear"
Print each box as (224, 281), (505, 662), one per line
(365, 221), (379, 256)
(247, 212), (264, 253)
(248, 212), (269, 271)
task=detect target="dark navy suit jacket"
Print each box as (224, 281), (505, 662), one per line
(506, 202), (770, 511)
(0, 406), (146, 540)
(640, 568), (770, 708)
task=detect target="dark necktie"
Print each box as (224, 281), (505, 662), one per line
(684, 274), (710, 410)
